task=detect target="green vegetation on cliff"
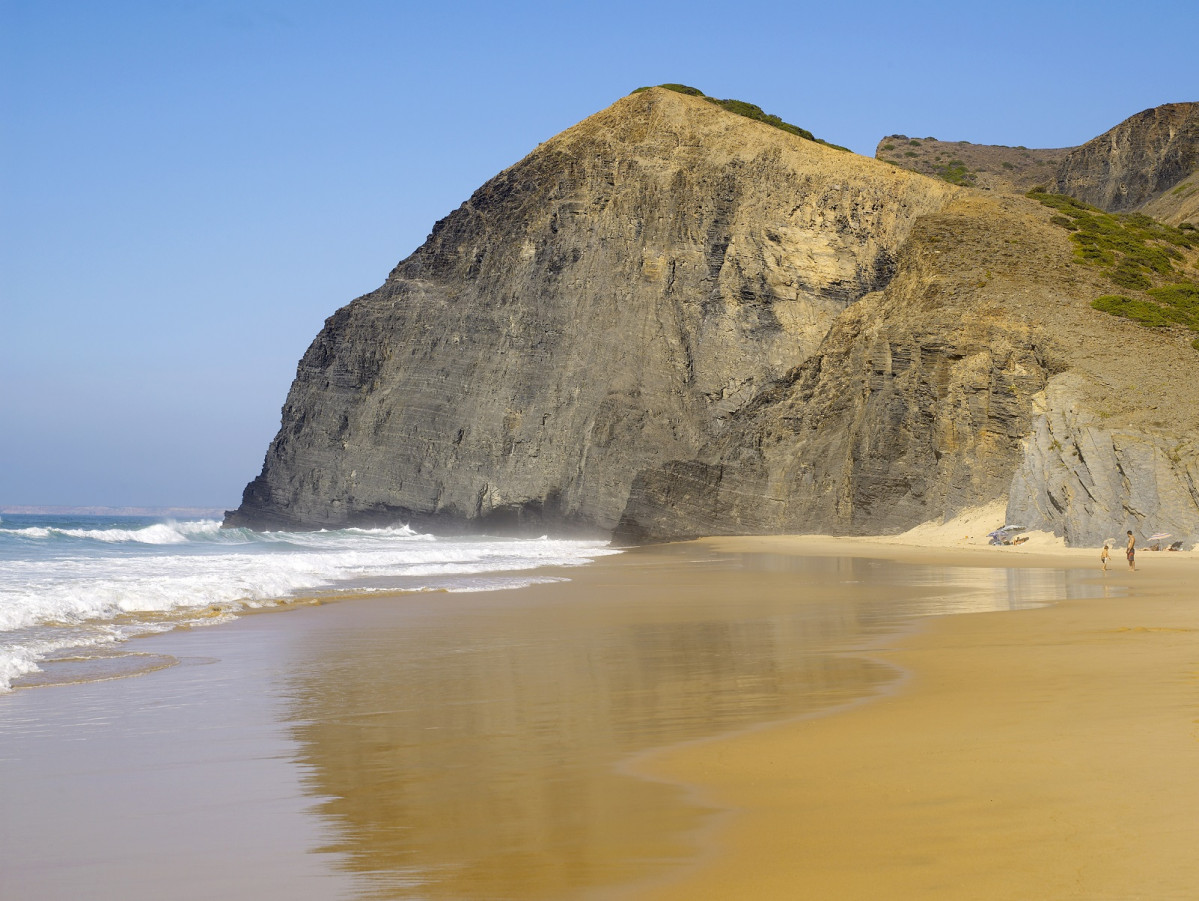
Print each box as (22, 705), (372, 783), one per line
(1031, 190), (1199, 348)
(934, 159), (976, 186)
(632, 84), (850, 152)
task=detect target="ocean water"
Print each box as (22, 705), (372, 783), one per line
(0, 513), (619, 692)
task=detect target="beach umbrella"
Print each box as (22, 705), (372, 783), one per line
(1001, 524), (1025, 532)
(1148, 532), (1172, 540)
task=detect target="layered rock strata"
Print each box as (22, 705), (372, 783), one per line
(617, 195), (1060, 539)
(1007, 376), (1199, 548)
(619, 190), (1199, 544)
(226, 89), (953, 532)
(1049, 102), (1199, 217)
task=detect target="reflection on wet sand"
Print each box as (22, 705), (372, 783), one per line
(281, 548), (1100, 899)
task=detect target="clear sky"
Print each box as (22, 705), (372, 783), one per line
(2, 0), (1196, 508)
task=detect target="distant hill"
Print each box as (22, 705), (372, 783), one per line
(874, 135), (1070, 193)
(1049, 102), (1199, 226)
(877, 102), (1199, 228)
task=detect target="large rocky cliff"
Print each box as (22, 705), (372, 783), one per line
(227, 88), (953, 532)
(617, 191), (1199, 541)
(229, 89), (1199, 545)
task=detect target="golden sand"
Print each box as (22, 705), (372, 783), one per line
(631, 536), (1199, 900)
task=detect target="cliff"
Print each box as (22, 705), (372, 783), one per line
(229, 90), (1199, 546)
(226, 88), (953, 532)
(878, 104), (1199, 228)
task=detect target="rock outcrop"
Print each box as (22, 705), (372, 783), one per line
(1049, 102), (1199, 219)
(1007, 376), (1199, 547)
(226, 88), (953, 532)
(617, 194), (1062, 540)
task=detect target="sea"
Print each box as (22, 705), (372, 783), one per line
(0, 512), (619, 692)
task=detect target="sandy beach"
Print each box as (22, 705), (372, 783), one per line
(2, 526), (1196, 900)
(634, 534), (1199, 900)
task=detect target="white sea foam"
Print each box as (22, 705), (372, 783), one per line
(0, 517), (618, 691)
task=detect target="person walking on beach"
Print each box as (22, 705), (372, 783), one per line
(1126, 531), (1136, 572)
(1100, 544), (1110, 573)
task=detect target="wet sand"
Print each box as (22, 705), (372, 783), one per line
(1, 537), (1193, 899)
(635, 537), (1199, 900)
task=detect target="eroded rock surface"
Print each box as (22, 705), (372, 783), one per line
(1007, 377), (1199, 547)
(1049, 102), (1199, 217)
(227, 89), (952, 532)
(617, 195), (1062, 539)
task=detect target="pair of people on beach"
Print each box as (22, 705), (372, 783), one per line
(1100, 531), (1136, 573)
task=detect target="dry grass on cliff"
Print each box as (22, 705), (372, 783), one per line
(896, 187), (1199, 437)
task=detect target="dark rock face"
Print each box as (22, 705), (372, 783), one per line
(617, 200), (1059, 541)
(226, 89), (951, 532)
(1049, 103), (1199, 213)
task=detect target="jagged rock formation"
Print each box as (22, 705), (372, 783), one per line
(616, 195), (1060, 540)
(1007, 376), (1199, 547)
(229, 89), (1199, 546)
(1049, 102), (1199, 222)
(227, 88), (953, 532)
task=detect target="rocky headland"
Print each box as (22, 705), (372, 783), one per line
(227, 89), (1199, 546)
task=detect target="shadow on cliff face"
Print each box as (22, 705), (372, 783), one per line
(616, 196), (1062, 542)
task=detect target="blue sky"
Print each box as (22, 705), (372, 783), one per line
(2, 0), (1196, 508)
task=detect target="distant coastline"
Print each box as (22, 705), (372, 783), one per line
(0, 505), (229, 518)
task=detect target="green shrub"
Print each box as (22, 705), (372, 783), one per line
(1108, 264), (1153, 291)
(936, 159), (975, 186)
(909, 140), (921, 146)
(1091, 295), (1175, 327)
(883, 143), (896, 150)
(1147, 282), (1199, 317)
(1031, 190), (1197, 278)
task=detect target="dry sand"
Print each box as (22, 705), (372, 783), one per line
(631, 530), (1199, 900)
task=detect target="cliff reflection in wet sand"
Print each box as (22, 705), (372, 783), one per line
(280, 547), (1071, 899)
